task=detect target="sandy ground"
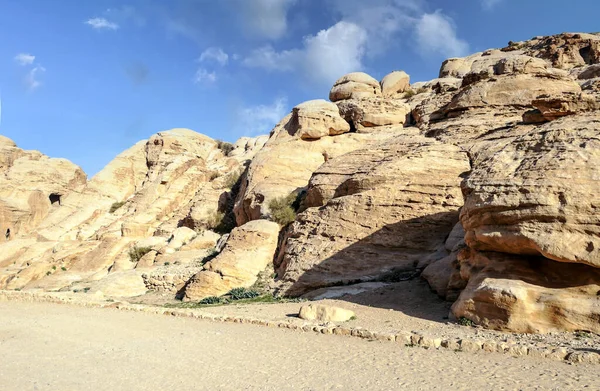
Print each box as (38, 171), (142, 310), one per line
(0, 301), (598, 391)
(136, 279), (600, 351)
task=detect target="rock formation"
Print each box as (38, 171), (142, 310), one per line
(1, 32), (599, 334)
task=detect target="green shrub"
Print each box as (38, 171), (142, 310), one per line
(227, 287), (260, 300)
(164, 262), (171, 266)
(403, 89), (416, 98)
(199, 296), (223, 305)
(575, 330), (592, 339)
(216, 140), (234, 156)
(129, 246), (153, 263)
(458, 317), (475, 327)
(61, 266), (67, 271)
(224, 170), (241, 189)
(205, 211), (225, 230)
(268, 193), (297, 226)
(109, 202), (126, 213)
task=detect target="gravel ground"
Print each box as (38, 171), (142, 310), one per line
(1, 301), (599, 391)
(134, 279), (600, 353)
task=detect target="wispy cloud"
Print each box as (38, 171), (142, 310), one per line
(236, 97), (289, 136)
(105, 5), (146, 27)
(193, 68), (217, 84)
(243, 21), (368, 87)
(85, 17), (119, 30)
(14, 53), (35, 66)
(415, 11), (469, 58)
(199, 47), (229, 66)
(481, 0), (503, 10)
(25, 66), (46, 90)
(237, 0), (296, 40)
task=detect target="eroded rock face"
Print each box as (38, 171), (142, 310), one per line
(291, 100), (350, 140)
(451, 250), (600, 333)
(461, 115), (600, 268)
(381, 71), (410, 97)
(233, 115), (398, 226)
(275, 135), (470, 296)
(329, 72), (381, 102)
(0, 137), (87, 238)
(183, 220), (280, 301)
(2, 32), (599, 334)
(0, 129), (265, 295)
(337, 98), (411, 131)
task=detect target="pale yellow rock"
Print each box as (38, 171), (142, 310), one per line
(0, 137), (87, 238)
(337, 98), (411, 131)
(88, 271), (147, 297)
(298, 304), (355, 322)
(183, 220), (280, 301)
(461, 115), (600, 267)
(180, 230), (221, 251)
(329, 72), (381, 102)
(291, 100), (350, 140)
(234, 115), (399, 225)
(160, 227), (197, 254)
(276, 134), (470, 296)
(0, 129), (258, 292)
(380, 71), (410, 96)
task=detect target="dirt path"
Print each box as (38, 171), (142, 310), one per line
(0, 302), (597, 391)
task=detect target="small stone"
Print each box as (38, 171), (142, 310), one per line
(395, 332), (412, 345)
(460, 339), (484, 353)
(333, 327), (352, 336)
(410, 333), (423, 346)
(373, 332), (396, 342)
(567, 351), (600, 364)
(546, 348), (569, 361)
(508, 345), (529, 356)
(482, 340), (497, 353)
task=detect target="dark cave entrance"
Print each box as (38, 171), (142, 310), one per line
(49, 193), (62, 206)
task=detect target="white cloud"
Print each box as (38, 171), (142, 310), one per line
(199, 47), (229, 66)
(415, 11), (469, 58)
(243, 46), (298, 71)
(193, 68), (217, 84)
(14, 53), (35, 66)
(243, 21), (368, 86)
(105, 6), (146, 27)
(237, 97), (289, 135)
(481, 0), (502, 9)
(302, 22), (368, 85)
(85, 17), (119, 30)
(238, 0), (296, 40)
(25, 66), (46, 90)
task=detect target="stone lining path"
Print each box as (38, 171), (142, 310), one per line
(1, 300), (599, 391)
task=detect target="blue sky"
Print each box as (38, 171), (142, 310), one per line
(1, 0), (599, 176)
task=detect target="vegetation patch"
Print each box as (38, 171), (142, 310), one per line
(458, 317), (475, 327)
(129, 246), (153, 263)
(216, 140), (234, 156)
(228, 287), (260, 300)
(165, 292), (305, 309)
(268, 190), (306, 226)
(575, 330), (592, 339)
(109, 202), (126, 213)
(224, 170), (242, 189)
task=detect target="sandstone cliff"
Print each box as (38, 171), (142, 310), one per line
(1, 32), (599, 334)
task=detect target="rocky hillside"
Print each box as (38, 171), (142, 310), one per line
(1, 32), (599, 334)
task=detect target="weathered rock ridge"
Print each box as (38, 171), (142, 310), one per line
(1, 32), (599, 334)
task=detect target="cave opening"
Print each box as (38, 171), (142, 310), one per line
(49, 193), (62, 206)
